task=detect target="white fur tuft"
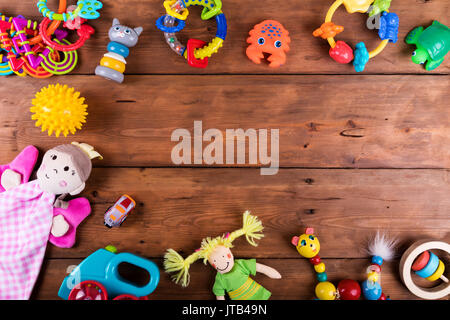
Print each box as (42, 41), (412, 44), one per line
(367, 231), (397, 261)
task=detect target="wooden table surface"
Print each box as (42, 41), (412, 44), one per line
(0, 0), (448, 300)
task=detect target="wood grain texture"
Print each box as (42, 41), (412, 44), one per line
(0, 0), (448, 74)
(1, 75), (449, 168)
(0, 0), (448, 301)
(45, 168), (450, 259)
(32, 258), (439, 300)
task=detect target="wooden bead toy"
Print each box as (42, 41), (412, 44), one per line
(337, 279), (361, 300)
(361, 232), (396, 300)
(95, 18), (143, 84)
(292, 228), (338, 300)
(292, 229), (396, 300)
(412, 250), (447, 282)
(400, 240), (450, 300)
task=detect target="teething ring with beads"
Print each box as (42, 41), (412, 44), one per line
(399, 240), (450, 300)
(157, 0), (227, 68)
(313, 0), (399, 72)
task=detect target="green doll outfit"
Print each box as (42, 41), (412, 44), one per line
(212, 259), (271, 300)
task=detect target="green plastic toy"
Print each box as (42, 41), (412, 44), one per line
(405, 21), (450, 71)
(369, 0), (391, 17)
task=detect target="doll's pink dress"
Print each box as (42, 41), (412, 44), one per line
(0, 146), (90, 299)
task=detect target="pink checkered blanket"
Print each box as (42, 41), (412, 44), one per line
(0, 180), (55, 299)
(0, 146), (92, 299)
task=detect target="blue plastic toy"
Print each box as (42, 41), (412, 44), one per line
(353, 42), (370, 72)
(78, 0), (103, 20)
(379, 12), (399, 43)
(58, 246), (160, 300)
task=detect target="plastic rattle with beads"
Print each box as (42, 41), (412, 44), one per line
(156, 0), (227, 68)
(400, 240), (449, 300)
(313, 0), (399, 72)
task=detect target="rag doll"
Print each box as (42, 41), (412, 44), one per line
(0, 142), (102, 299)
(164, 211), (282, 300)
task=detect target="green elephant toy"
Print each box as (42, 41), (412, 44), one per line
(405, 21), (450, 71)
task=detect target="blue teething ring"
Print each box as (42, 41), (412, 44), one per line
(156, 15), (185, 33)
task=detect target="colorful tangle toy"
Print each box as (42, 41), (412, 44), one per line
(291, 228), (394, 300)
(0, 0), (102, 78)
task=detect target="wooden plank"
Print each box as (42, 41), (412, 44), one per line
(1, 75), (449, 168)
(32, 258), (435, 300)
(1, 0), (448, 74)
(44, 168), (450, 259)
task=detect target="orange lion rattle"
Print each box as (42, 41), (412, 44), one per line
(246, 20), (291, 68)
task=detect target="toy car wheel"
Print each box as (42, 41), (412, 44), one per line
(68, 280), (108, 300)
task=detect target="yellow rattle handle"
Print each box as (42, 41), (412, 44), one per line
(164, 0), (189, 20)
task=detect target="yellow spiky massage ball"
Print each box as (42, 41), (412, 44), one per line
(31, 84), (88, 137)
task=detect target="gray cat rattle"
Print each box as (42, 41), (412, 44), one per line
(95, 18), (143, 83)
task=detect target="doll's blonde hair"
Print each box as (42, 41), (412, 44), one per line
(164, 211), (264, 287)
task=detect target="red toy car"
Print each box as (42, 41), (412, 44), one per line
(104, 195), (136, 228)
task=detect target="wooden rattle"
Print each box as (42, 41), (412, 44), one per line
(399, 240), (450, 300)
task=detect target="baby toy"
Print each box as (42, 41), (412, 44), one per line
(37, 0), (103, 21)
(39, 16), (94, 52)
(292, 227), (339, 300)
(104, 194), (136, 228)
(59, 245), (160, 300)
(400, 240), (449, 300)
(361, 232), (396, 300)
(369, 0), (391, 17)
(405, 21), (450, 71)
(0, 0), (100, 78)
(292, 228), (393, 300)
(246, 20), (291, 68)
(0, 143), (101, 299)
(313, 0), (399, 72)
(95, 18), (143, 83)
(164, 211), (282, 300)
(31, 84), (88, 137)
(156, 0), (227, 68)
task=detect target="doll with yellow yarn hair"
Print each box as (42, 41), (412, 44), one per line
(164, 211), (282, 300)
